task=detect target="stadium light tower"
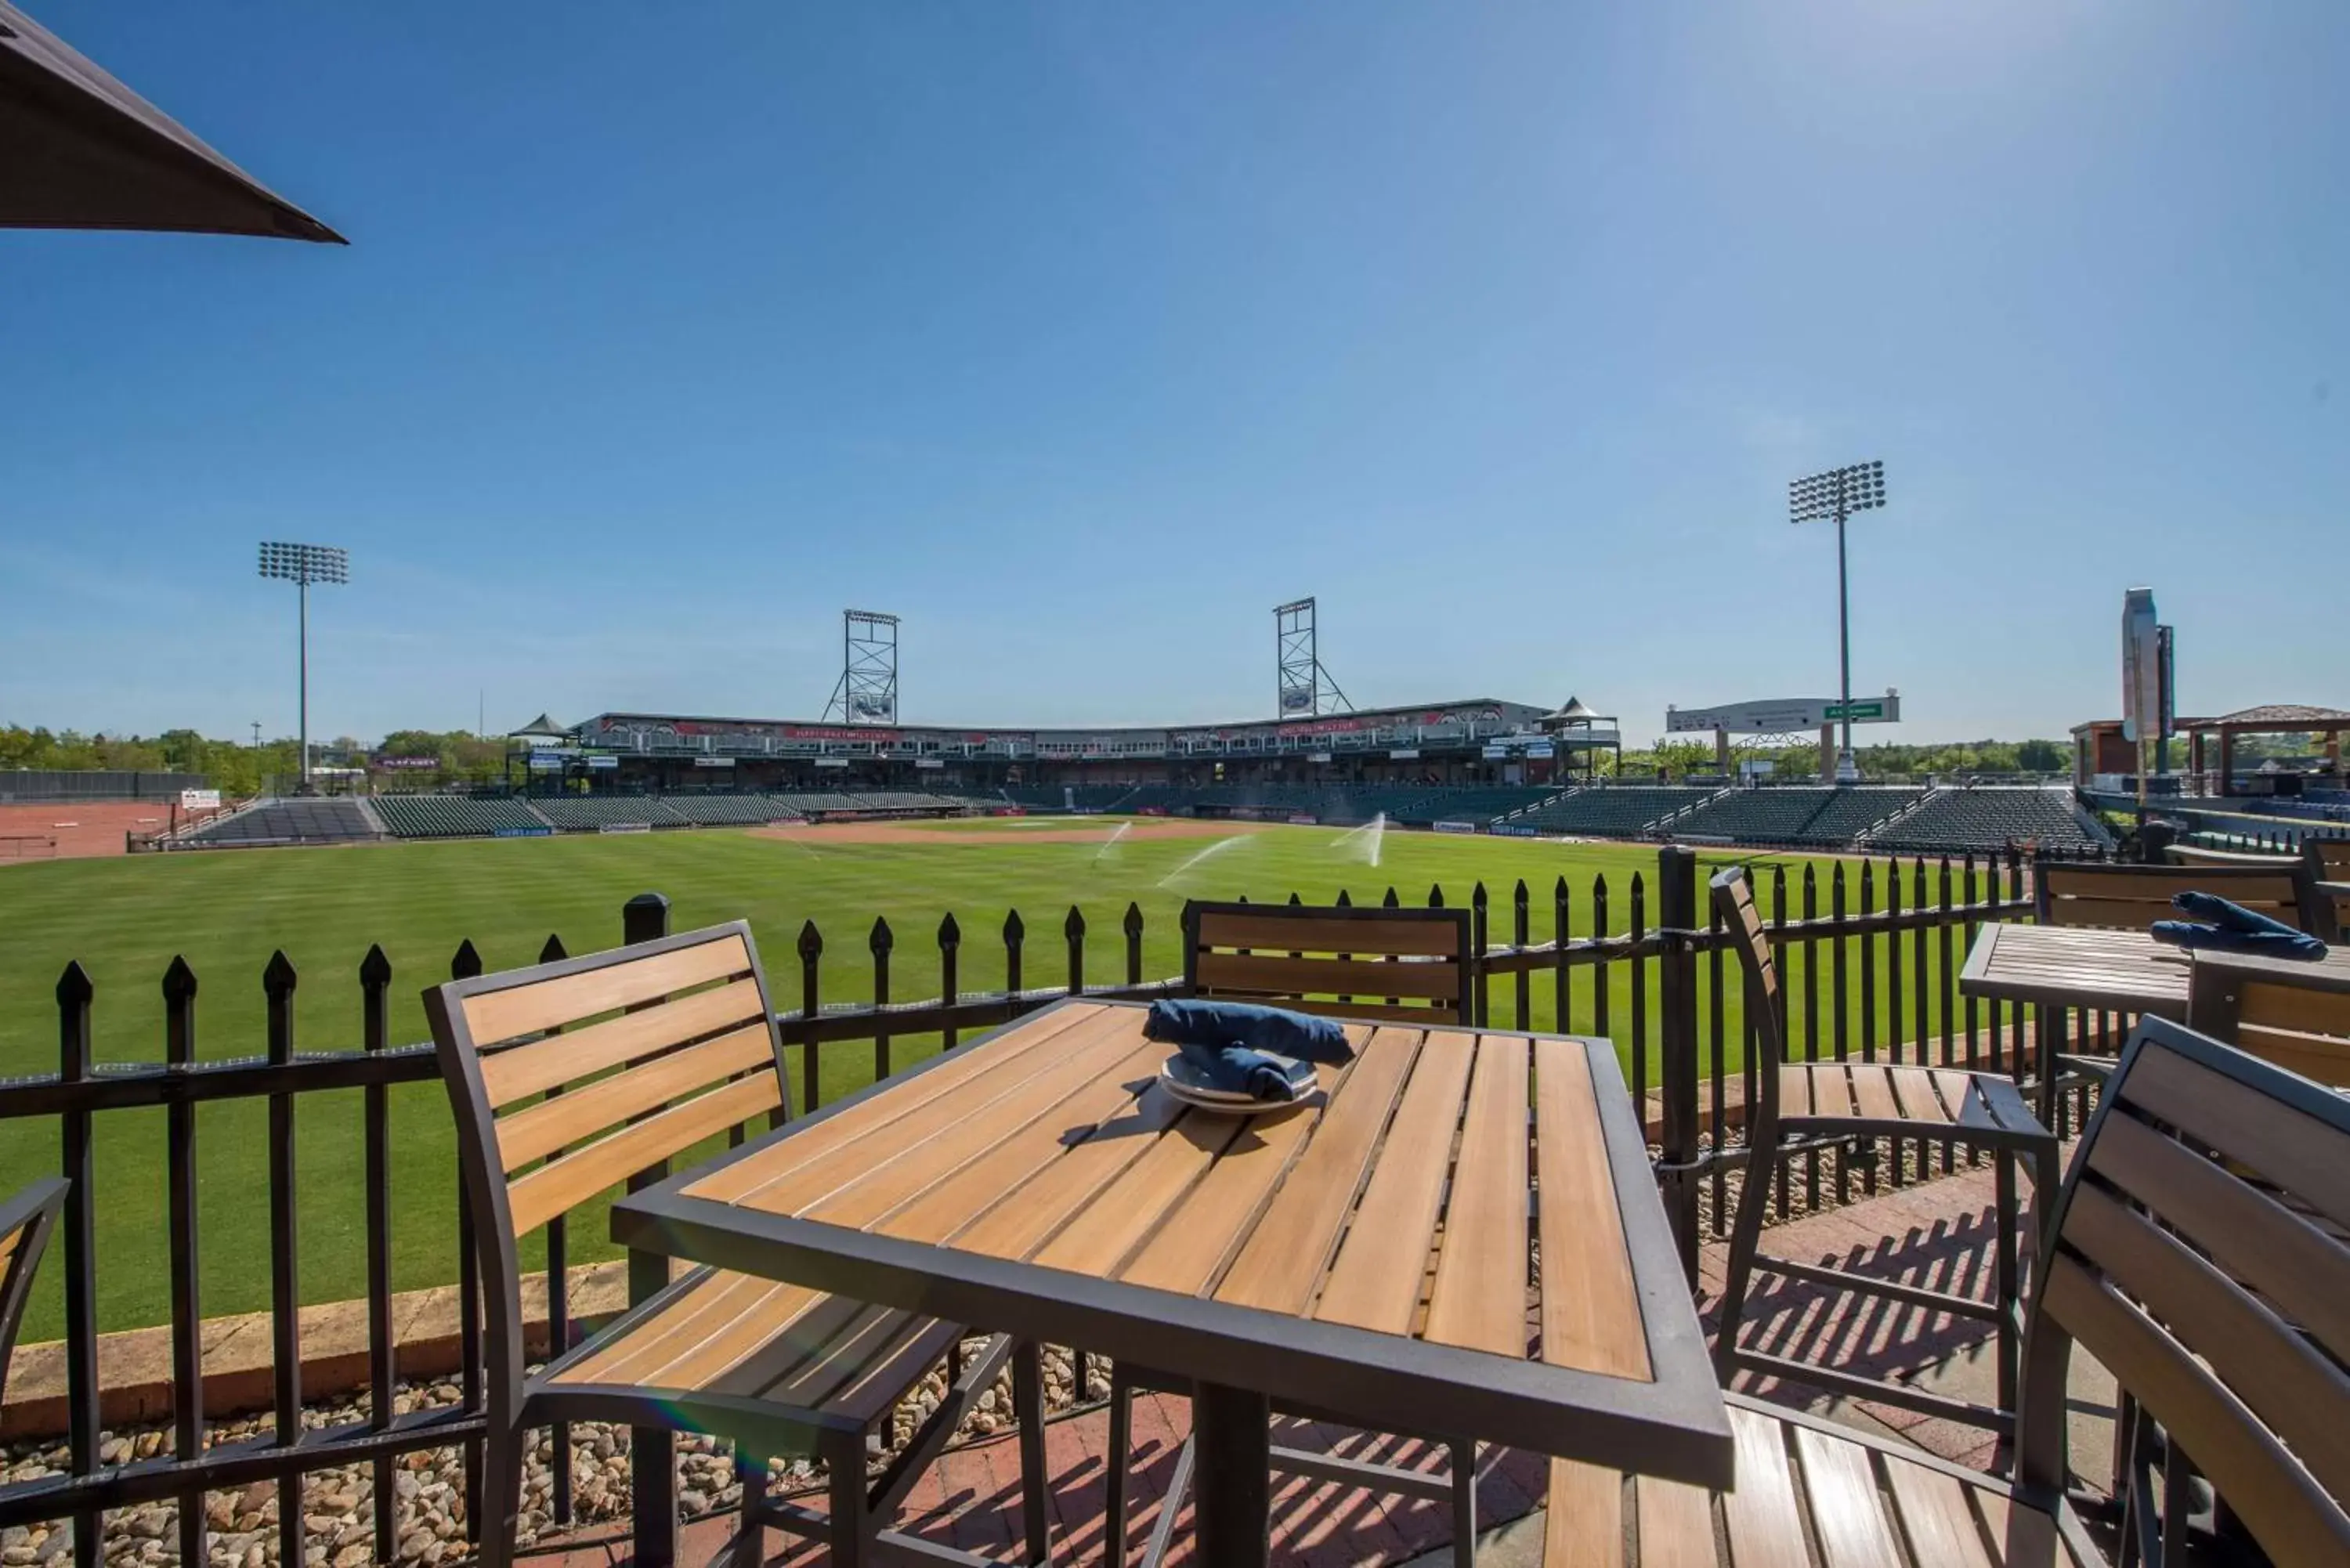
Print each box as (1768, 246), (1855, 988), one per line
(1788, 461), (1885, 784)
(258, 541), (349, 791)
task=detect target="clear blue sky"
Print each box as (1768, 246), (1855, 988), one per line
(3, 1), (2342, 746)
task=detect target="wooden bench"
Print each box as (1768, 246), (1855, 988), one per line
(1710, 867), (2056, 1430)
(2305, 836), (2350, 934)
(1179, 900), (1474, 1024)
(1542, 1014), (2350, 1567)
(0, 1178), (66, 1411)
(425, 920), (1044, 1568)
(1111, 901), (1480, 1567)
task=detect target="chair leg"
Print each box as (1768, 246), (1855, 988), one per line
(731, 1448), (767, 1568)
(1014, 1341), (1051, 1565)
(1449, 1439), (1477, 1568)
(477, 1428), (525, 1568)
(827, 1428), (875, 1568)
(1994, 1150), (2019, 1420)
(1713, 1133), (1776, 1382)
(1104, 1370), (1132, 1568)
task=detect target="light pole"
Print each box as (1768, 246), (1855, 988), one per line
(258, 542), (349, 792)
(1788, 461), (1885, 784)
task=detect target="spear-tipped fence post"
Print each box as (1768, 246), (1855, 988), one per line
(939, 914), (963, 1049)
(1470, 883), (1489, 1026)
(870, 916), (895, 1080)
(1004, 909), (1025, 999)
(161, 956), (208, 1564)
(1065, 906), (1086, 995)
(445, 939), (484, 1540)
(1654, 847), (1701, 1285)
(262, 951), (306, 1568)
(56, 962), (99, 1568)
(1512, 879), (1531, 1030)
(798, 920), (824, 1114)
(1123, 903), (1144, 986)
(355, 945), (402, 1547)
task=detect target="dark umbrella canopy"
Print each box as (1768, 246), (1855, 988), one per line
(0, 0), (342, 241)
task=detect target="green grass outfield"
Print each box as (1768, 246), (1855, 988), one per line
(0, 819), (2007, 1336)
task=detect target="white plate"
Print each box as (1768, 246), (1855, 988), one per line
(1158, 1054), (1311, 1113)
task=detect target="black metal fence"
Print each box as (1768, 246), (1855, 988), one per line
(0, 845), (2033, 1561)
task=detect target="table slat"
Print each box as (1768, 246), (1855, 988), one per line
(1423, 1035), (1531, 1357)
(1535, 1037), (1652, 1381)
(1117, 1057), (1347, 1296)
(1032, 1111), (1249, 1279)
(1312, 1031), (1477, 1335)
(956, 1084), (1189, 1260)
(803, 1014), (1159, 1228)
(687, 1001), (1103, 1204)
(1213, 1027), (1424, 1314)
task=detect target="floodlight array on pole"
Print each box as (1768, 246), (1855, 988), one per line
(1787, 461), (1885, 784)
(258, 541), (349, 791)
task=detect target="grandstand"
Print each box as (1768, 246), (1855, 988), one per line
(373, 796), (550, 840)
(663, 795), (807, 826)
(1672, 787), (1926, 847)
(530, 797), (684, 831)
(1862, 787), (2112, 856)
(180, 797), (378, 847)
(1513, 786), (1716, 838)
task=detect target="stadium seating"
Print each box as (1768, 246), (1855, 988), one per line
(181, 797), (378, 847)
(1864, 787), (2111, 856)
(999, 786), (1136, 812)
(1513, 786), (1714, 838)
(1671, 787), (1927, 847)
(664, 795), (806, 826)
(530, 797), (685, 831)
(373, 795), (551, 840)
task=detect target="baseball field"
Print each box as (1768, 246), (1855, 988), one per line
(0, 818), (1991, 1337)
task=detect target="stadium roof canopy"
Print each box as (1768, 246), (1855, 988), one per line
(0, 0), (343, 240)
(508, 714), (573, 739)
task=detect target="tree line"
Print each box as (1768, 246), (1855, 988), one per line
(0, 725), (510, 795)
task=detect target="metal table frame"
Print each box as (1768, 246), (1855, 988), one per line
(612, 997), (1733, 1564)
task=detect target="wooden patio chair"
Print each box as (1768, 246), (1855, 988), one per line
(1177, 898), (1475, 1024)
(2187, 951), (2350, 1089)
(1106, 901), (1479, 1568)
(2305, 835), (2350, 934)
(425, 920), (1047, 1568)
(2033, 858), (2335, 1125)
(0, 1177), (67, 1410)
(1710, 866), (2058, 1430)
(1538, 1013), (2350, 1567)
(2034, 858), (2328, 938)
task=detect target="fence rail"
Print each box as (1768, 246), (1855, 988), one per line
(0, 845), (2031, 1562)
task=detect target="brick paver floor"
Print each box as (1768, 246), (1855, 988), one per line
(528, 1162), (2030, 1566)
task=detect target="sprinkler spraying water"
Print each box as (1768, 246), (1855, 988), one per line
(1329, 812), (1386, 869)
(1090, 821), (1133, 865)
(1156, 834), (1249, 889)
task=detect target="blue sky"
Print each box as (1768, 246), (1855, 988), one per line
(2, 1), (2342, 746)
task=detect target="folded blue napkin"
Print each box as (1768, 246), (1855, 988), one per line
(1172, 1038), (1318, 1102)
(1142, 999), (1356, 1065)
(2150, 892), (2329, 961)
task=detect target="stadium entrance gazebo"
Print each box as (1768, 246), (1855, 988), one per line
(2182, 704), (2350, 797)
(1538, 696), (1622, 784)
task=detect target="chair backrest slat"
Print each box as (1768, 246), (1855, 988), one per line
(2037, 862), (2314, 933)
(1182, 902), (1473, 1024)
(479, 975), (768, 1107)
(2017, 1018), (2350, 1568)
(460, 930), (754, 1045)
(1709, 869), (1786, 1096)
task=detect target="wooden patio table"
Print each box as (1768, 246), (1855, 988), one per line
(611, 996), (1731, 1566)
(1959, 922), (2350, 1118)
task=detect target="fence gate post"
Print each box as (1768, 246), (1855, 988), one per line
(1654, 846), (1702, 1288)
